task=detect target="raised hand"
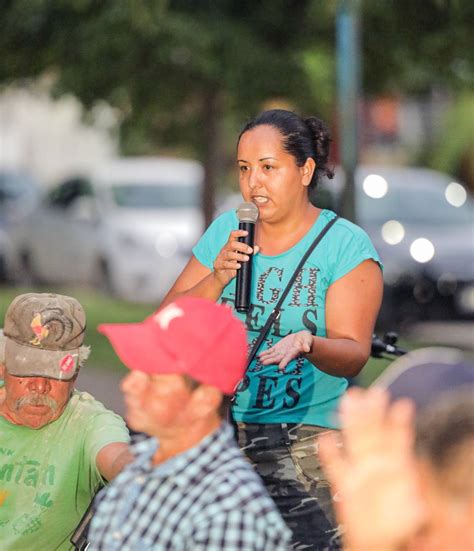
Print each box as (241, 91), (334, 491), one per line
(318, 388), (426, 551)
(259, 330), (313, 371)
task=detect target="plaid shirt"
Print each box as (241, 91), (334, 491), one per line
(88, 422), (291, 550)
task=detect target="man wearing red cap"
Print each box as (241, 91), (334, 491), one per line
(88, 296), (291, 550)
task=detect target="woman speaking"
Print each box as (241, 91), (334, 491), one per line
(162, 109), (383, 549)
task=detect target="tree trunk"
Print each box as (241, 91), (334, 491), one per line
(201, 89), (223, 229)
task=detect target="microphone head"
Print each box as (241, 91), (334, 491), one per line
(236, 202), (259, 223)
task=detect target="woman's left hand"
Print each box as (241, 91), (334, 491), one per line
(259, 331), (313, 371)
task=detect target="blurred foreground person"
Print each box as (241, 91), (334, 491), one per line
(319, 347), (474, 551)
(89, 297), (291, 550)
(0, 293), (131, 551)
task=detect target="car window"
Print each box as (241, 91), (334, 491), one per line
(111, 184), (199, 209)
(0, 171), (40, 221)
(47, 178), (93, 209)
(0, 172), (39, 203)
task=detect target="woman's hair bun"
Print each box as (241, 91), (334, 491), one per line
(304, 117), (334, 180)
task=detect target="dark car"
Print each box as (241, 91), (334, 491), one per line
(314, 165), (474, 327)
(0, 170), (41, 281)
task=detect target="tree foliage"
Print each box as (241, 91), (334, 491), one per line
(1, 0), (472, 221)
(361, 0), (473, 95)
(1, 0), (339, 223)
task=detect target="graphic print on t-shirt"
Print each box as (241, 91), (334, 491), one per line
(193, 208), (381, 427)
(224, 264), (322, 418)
(0, 445), (56, 535)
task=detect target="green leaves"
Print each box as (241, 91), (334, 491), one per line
(1, 0), (471, 219)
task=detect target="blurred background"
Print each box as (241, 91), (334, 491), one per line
(1, 1), (473, 413)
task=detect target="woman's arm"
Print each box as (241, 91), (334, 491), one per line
(308, 258), (383, 377)
(161, 229), (253, 307)
(259, 259), (383, 378)
(160, 256), (221, 307)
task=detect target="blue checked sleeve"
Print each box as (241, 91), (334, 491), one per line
(190, 508), (292, 550)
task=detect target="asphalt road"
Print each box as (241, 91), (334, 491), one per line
(76, 367), (126, 417)
(409, 321), (474, 350)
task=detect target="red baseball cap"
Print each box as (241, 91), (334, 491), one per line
(98, 297), (248, 394)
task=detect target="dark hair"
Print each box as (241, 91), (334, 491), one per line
(182, 374), (232, 420)
(238, 109), (334, 191)
(415, 389), (474, 499)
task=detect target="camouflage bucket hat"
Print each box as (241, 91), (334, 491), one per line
(3, 293), (88, 381)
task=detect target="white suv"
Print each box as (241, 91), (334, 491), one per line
(7, 157), (204, 302)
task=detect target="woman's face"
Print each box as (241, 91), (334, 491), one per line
(237, 124), (315, 224)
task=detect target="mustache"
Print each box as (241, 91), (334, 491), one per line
(15, 395), (59, 412)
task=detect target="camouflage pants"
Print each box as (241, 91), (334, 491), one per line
(236, 422), (342, 551)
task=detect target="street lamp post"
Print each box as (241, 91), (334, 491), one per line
(336, 0), (361, 223)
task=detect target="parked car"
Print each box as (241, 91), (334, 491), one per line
(6, 157), (204, 302)
(218, 166), (474, 326)
(314, 165), (474, 326)
(0, 170), (41, 281)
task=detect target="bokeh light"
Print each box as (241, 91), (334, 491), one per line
(445, 182), (467, 207)
(410, 238), (435, 263)
(381, 220), (405, 245)
(362, 174), (388, 199)
(155, 232), (178, 258)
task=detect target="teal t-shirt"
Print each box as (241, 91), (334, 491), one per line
(0, 390), (130, 550)
(193, 209), (382, 428)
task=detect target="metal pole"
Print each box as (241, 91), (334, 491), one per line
(336, 0), (361, 223)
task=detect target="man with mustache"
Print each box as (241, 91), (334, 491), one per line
(0, 292), (132, 550)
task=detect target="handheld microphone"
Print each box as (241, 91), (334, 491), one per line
(235, 202), (259, 312)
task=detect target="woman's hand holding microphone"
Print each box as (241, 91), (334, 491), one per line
(212, 229), (257, 287)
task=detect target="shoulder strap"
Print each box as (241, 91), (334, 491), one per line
(245, 214), (339, 368)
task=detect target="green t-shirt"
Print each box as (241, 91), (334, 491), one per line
(0, 390), (130, 550)
(193, 209), (382, 427)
